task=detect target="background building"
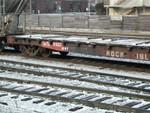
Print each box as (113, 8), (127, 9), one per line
(62, 0), (88, 12)
(26, 0), (109, 14)
(28, 0), (62, 13)
(26, 0), (150, 15)
(27, 0), (90, 13)
(105, 0), (150, 15)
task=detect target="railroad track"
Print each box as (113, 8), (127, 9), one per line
(0, 81), (150, 113)
(0, 50), (150, 73)
(0, 59), (150, 93)
(0, 59), (150, 112)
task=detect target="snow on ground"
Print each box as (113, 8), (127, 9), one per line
(0, 54), (150, 80)
(0, 69), (149, 96)
(0, 92), (117, 113)
(0, 71), (119, 92)
(0, 54), (150, 112)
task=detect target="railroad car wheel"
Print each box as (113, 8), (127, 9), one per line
(60, 52), (69, 56)
(0, 44), (4, 52)
(13, 45), (20, 52)
(26, 45), (40, 56)
(19, 45), (28, 55)
(41, 48), (52, 58)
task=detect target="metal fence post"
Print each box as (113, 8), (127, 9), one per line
(88, 15), (90, 28)
(122, 15), (124, 30)
(29, 0), (32, 35)
(0, 0), (2, 31)
(23, 12), (26, 33)
(49, 16), (51, 34)
(62, 14), (63, 28)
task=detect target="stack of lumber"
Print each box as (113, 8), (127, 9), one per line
(123, 15), (138, 30)
(138, 15), (150, 31)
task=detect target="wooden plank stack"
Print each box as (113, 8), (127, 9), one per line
(25, 14), (39, 27)
(39, 14), (62, 28)
(99, 15), (110, 29)
(123, 15), (138, 30)
(110, 20), (122, 29)
(89, 15), (110, 29)
(62, 14), (75, 28)
(74, 14), (88, 28)
(110, 15), (122, 29)
(89, 15), (100, 29)
(138, 15), (150, 31)
(18, 14), (150, 32)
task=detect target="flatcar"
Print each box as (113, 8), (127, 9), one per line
(0, 0), (150, 62)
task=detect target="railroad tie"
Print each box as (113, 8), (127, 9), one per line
(75, 75), (85, 78)
(11, 86), (22, 90)
(123, 102), (141, 107)
(111, 99), (124, 104)
(81, 95), (99, 101)
(67, 73), (78, 76)
(69, 107), (83, 111)
(55, 72), (65, 75)
(50, 71), (57, 74)
(138, 103), (150, 110)
(0, 94), (8, 97)
(44, 102), (56, 106)
(11, 95), (19, 99)
(44, 90), (58, 95)
(138, 85), (150, 89)
(56, 92), (69, 96)
(21, 97), (33, 101)
(68, 93), (84, 98)
(95, 97), (112, 103)
(127, 83), (140, 87)
(21, 87), (35, 91)
(0, 102), (8, 106)
(32, 88), (49, 93)
(33, 100), (45, 104)
(0, 84), (10, 88)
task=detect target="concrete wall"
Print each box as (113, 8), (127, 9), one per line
(19, 14), (150, 31)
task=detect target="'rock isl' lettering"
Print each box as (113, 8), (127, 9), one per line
(136, 53), (149, 60)
(106, 51), (124, 58)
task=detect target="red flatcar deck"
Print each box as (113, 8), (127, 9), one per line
(7, 34), (150, 61)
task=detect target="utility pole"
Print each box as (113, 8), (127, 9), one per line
(88, 0), (90, 16)
(143, 0), (145, 14)
(29, 0), (32, 35)
(0, 0), (2, 30)
(2, 0), (5, 15)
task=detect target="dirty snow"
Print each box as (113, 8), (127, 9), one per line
(0, 54), (150, 112)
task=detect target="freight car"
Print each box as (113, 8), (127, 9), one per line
(0, 0), (150, 62)
(6, 34), (150, 62)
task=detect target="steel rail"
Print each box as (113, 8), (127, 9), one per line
(0, 76), (150, 101)
(0, 59), (150, 83)
(0, 87), (150, 113)
(0, 59), (150, 95)
(1, 64), (150, 94)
